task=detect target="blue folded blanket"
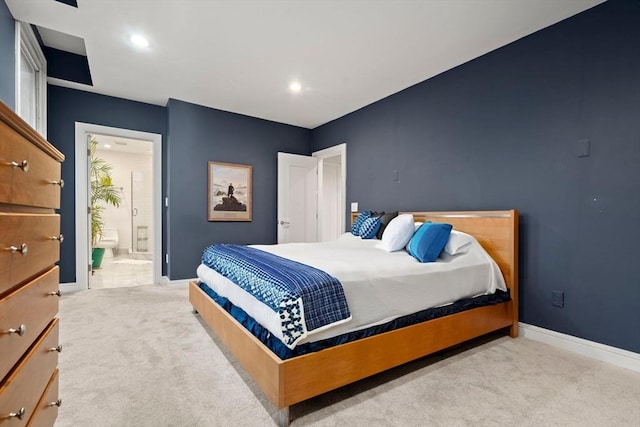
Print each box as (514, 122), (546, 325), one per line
(201, 244), (351, 348)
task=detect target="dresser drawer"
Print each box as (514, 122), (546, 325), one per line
(0, 267), (59, 382)
(0, 214), (60, 295)
(0, 120), (62, 209)
(0, 318), (59, 426)
(26, 369), (59, 427)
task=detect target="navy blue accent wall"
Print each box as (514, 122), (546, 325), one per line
(44, 47), (92, 86)
(0, 0), (15, 109)
(166, 99), (311, 280)
(311, 0), (640, 353)
(47, 86), (167, 283)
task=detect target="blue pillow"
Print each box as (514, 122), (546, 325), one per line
(359, 217), (381, 239)
(407, 222), (453, 262)
(351, 211), (372, 236)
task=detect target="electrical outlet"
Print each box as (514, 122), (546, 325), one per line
(552, 290), (564, 308)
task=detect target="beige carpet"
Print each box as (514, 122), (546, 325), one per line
(56, 285), (640, 427)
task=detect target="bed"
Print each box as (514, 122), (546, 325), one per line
(189, 210), (519, 426)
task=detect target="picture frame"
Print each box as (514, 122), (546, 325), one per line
(208, 161), (252, 221)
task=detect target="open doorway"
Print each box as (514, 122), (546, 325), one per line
(72, 123), (162, 292)
(277, 143), (346, 243)
(314, 143), (347, 241)
(89, 133), (154, 288)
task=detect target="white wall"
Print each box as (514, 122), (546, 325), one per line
(95, 148), (153, 254)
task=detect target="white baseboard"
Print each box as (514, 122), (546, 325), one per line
(519, 322), (640, 373)
(60, 282), (82, 293)
(160, 277), (194, 288)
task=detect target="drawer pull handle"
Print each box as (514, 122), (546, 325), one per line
(49, 179), (64, 188)
(49, 344), (63, 353)
(48, 289), (62, 297)
(50, 234), (64, 243)
(3, 324), (27, 336)
(3, 160), (29, 172)
(47, 399), (62, 408)
(7, 407), (26, 420)
(5, 243), (28, 255)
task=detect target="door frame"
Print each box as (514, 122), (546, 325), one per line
(71, 122), (162, 291)
(313, 143), (347, 238)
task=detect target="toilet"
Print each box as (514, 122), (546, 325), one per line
(95, 227), (119, 257)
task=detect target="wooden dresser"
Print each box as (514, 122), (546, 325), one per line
(0, 101), (64, 426)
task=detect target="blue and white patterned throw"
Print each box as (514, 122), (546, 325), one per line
(201, 244), (351, 348)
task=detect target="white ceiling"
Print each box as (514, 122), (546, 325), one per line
(6, 0), (604, 129)
(91, 133), (152, 155)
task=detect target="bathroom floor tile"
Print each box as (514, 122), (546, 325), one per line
(90, 255), (153, 289)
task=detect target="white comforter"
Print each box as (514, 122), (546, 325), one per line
(196, 233), (506, 347)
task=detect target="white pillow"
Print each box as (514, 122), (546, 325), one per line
(378, 214), (415, 252)
(444, 230), (474, 255)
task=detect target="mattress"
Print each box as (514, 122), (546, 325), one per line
(197, 232), (507, 348)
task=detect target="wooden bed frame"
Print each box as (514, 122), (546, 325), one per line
(189, 210), (519, 426)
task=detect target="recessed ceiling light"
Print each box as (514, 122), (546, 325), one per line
(104, 144), (111, 148)
(130, 34), (149, 48)
(289, 81), (302, 93)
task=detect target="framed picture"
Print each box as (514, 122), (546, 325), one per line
(208, 161), (252, 221)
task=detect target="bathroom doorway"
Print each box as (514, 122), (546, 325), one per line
(89, 133), (154, 288)
(72, 122), (162, 292)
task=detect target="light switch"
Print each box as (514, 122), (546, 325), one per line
(576, 139), (590, 158)
(351, 202), (358, 212)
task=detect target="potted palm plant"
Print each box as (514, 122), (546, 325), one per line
(90, 137), (122, 269)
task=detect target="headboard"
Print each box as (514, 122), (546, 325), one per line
(350, 210), (519, 293)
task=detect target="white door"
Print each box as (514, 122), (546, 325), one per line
(277, 153), (318, 243)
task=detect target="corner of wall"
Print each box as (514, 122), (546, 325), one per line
(0, 0), (16, 110)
